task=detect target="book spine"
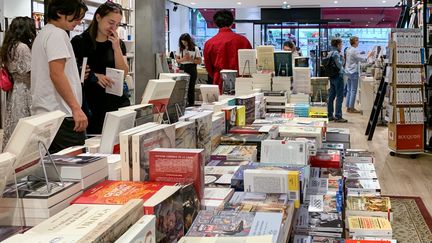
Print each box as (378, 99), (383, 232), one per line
(132, 136), (140, 181)
(120, 134), (130, 181)
(288, 172), (300, 208)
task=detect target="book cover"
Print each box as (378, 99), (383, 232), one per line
(261, 140), (308, 165)
(186, 210), (283, 243)
(222, 106), (237, 132)
(143, 186), (184, 242)
(105, 67), (125, 96)
(308, 194), (343, 213)
(211, 145), (257, 162)
(346, 196), (392, 220)
(132, 124), (176, 181)
(149, 148), (205, 199)
(345, 179), (381, 196)
(0, 152), (15, 195)
(71, 180), (174, 205)
(347, 216), (392, 236)
(343, 163), (376, 172)
(141, 79), (176, 114)
(175, 121), (197, 149)
(115, 215), (156, 243)
(100, 109), (137, 154)
(309, 150), (341, 169)
(236, 106), (246, 126)
(181, 183), (200, 234)
(344, 170), (378, 180)
(308, 212), (343, 233)
(186, 112), (213, 163)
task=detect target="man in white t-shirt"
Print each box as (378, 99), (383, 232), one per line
(31, 0), (88, 153)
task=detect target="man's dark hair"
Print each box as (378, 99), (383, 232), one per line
(47, 0), (88, 22)
(283, 40), (295, 49)
(213, 10), (234, 28)
(331, 38), (342, 48)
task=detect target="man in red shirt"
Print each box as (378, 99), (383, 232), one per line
(204, 10), (252, 93)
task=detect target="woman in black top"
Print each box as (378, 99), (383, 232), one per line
(71, 1), (130, 134)
(175, 33), (202, 107)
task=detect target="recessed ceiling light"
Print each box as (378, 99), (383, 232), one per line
(283, 1), (287, 4)
(334, 0), (338, 3)
(382, 0), (387, 3)
(370, 18), (374, 20)
(237, 1), (242, 5)
(191, 2), (196, 5)
(366, 24), (369, 27)
(337, 17), (340, 20)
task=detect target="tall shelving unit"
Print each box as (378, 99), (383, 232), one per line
(423, 0), (432, 151)
(387, 29), (425, 154)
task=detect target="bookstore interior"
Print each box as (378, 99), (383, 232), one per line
(1, 0), (432, 242)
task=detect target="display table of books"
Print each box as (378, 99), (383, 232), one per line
(0, 93), (400, 243)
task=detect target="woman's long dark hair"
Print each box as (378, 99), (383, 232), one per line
(85, 1), (122, 47)
(179, 33), (196, 52)
(0, 17), (36, 67)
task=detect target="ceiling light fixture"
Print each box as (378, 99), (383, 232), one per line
(366, 24), (369, 27)
(191, 2), (196, 5)
(334, 0), (338, 3)
(237, 1), (242, 5)
(283, 1), (287, 4)
(173, 3), (178, 12)
(382, 0), (387, 3)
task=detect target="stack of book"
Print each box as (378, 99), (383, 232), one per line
(279, 126), (323, 147)
(272, 76), (292, 92)
(285, 103), (310, 117)
(326, 128), (351, 149)
(254, 92), (266, 119)
(251, 73), (272, 91)
(107, 154), (122, 180)
(309, 103), (328, 118)
(211, 115), (226, 152)
(175, 121), (197, 149)
(293, 67), (312, 94)
(264, 91), (288, 113)
(290, 93), (311, 104)
(181, 111), (213, 163)
(205, 162), (243, 188)
(229, 124), (279, 139)
(236, 95), (256, 124)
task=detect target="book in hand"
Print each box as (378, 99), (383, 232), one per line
(115, 215), (156, 243)
(105, 67), (125, 96)
(149, 148), (205, 199)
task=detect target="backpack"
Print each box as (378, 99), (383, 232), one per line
(320, 52), (340, 78)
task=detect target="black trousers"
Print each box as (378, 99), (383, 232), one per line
(182, 64), (197, 106)
(49, 117), (86, 154)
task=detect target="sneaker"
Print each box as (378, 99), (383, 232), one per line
(335, 118), (348, 123)
(347, 108), (361, 113)
(328, 117), (335, 121)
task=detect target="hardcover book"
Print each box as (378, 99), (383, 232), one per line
(149, 148), (205, 199)
(71, 180), (174, 205)
(186, 210), (283, 243)
(175, 121), (197, 149)
(143, 185), (184, 242)
(132, 124), (176, 181)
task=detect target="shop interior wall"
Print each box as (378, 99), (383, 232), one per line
(165, 1), (190, 53)
(235, 8), (260, 47)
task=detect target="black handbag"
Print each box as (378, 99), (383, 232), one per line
(321, 52), (340, 78)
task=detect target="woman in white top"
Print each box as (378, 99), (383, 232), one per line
(176, 33), (202, 106)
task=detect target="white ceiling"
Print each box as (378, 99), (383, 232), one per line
(171, 0), (400, 9)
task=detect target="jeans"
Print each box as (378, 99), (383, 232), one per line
(346, 72), (359, 109)
(327, 74), (344, 119)
(182, 64), (198, 106)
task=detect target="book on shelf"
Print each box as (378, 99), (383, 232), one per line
(114, 215), (156, 243)
(244, 169), (300, 208)
(143, 185), (184, 242)
(105, 67), (125, 96)
(131, 124), (176, 181)
(395, 87), (423, 105)
(211, 145), (257, 162)
(186, 210), (283, 243)
(346, 196), (392, 221)
(149, 148), (205, 199)
(175, 121), (197, 149)
(347, 216), (392, 238)
(71, 180), (174, 205)
(395, 67), (423, 84)
(99, 109), (137, 154)
(119, 123), (158, 180)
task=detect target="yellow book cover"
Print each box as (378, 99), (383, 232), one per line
(348, 216), (392, 230)
(287, 171), (300, 208)
(236, 106), (246, 126)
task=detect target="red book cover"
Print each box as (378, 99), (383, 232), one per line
(310, 151), (341, 168)
(71, 180), (174, 205)
(229, 126), (260, 135)
(149, 148), (205, 199)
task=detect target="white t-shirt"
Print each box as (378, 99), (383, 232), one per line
(31, 23), (82, 116)
(176, 46), (201, 64)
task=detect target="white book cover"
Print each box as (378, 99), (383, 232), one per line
(204, 187), (234, 201)
(0, 152), (15, 195)
(119, 123), (158, 180)
(141, 79), (176, 108)
(261, 140), (308, 165)
(244, 170), (290, 194)
(115, 215), (156, 243)
(256, 45), (275, 71)
(4, 111), (65, 182)
(200, 85), (220, 104)
(99, 110), (137, 154)
(238, 49), (257, 76)
(105, 67), (125, 96)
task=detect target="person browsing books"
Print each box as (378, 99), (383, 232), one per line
(327, 38), (347, 123)
(204, 9), (252, 93)
(175, 33), (202, 107)
(1, 17), (36, 151)
(31, 0), (88, 153)
(71, 1), (130, 135)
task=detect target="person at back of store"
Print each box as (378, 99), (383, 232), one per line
(283, 40), (300, 57)
(345, 36), (374, 113)
(204, 9), (252, 93)
(1, 17), (36, 151)
(327, 38), (347, 123)
(176, 33), (202, 107)
(71, 1), (130, 135)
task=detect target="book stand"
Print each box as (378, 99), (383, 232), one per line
(153, 104), (171, 124)
(240, 60), (252, 78)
